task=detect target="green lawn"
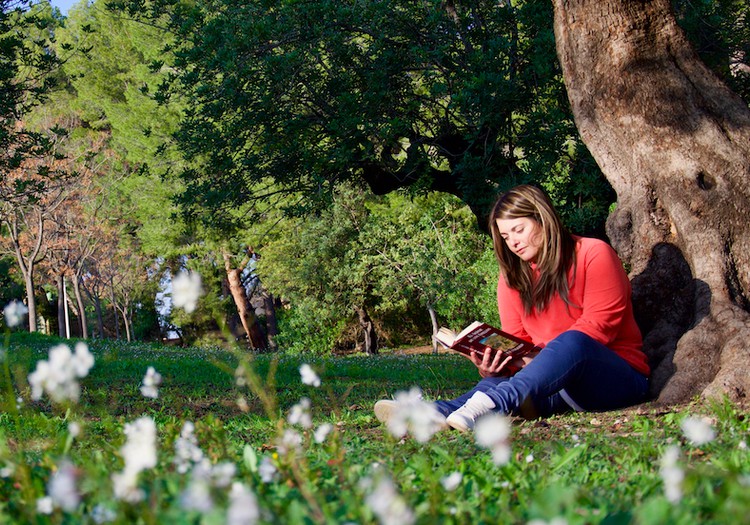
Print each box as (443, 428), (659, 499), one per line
(1, 332), (748, 524)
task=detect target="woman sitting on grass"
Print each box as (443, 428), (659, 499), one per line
(375, 184), (650, 432)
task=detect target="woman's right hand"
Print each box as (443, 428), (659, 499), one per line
(468, 347), (515, 378)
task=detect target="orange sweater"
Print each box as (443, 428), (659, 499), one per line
(497, 236), (650, 376)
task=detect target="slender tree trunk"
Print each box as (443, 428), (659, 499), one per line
(111, 280), (120, 340)
(57, 274), (66, 338)
(222, 249), (266, 350)
(428, 304), (439, 355)
(23, 271), (37, 332)
(553, 0), (750, 403)
(354, 305), (378, 355)
(71, 275), (88, 339)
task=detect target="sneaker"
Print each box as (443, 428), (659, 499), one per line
(446, 391), (496, 432)
(374, 399), (398, 425)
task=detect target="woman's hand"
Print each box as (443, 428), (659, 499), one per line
(468, 349), (539, 378)
(468, 347), (515, 378)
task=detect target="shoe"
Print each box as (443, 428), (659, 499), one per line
(446, 391), (496, 432)
(374, 399), (398, 425)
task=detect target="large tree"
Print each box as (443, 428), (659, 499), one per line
(552, 0), (750, 403)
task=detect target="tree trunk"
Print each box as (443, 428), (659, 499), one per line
(222, 249), (267, 350)
(428, 303), (439, 355)
(72, 274), (88, 339)
(23, 271), (37, 332)
(57, 274), (67, 338)
(262, 291), (279, 350)
(553, 0), (750, 403)
(110, 280), (120, 340)
(354, 305), (378, 355)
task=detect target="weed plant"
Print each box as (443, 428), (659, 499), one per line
(0, 330), (749, 524)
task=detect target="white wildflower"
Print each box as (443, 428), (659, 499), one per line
(180, 459), (237, 513)
(314, 423), (334, 444)
(680, 415), (716, 446)
(211, 461), (237, 488)
(28, 343), (94, 403)
(90, 504), (116, 524)
(112, 416), (157, 502)
(739, 440), (747, 450)
(227, 482), (260, 525)
(171, 271), (202, 313)
(36, 496), (54, 515)
(68, 421), (81, 438)
(365, 475), (415, 525)
(174, 421), (204, 474)
(276, 429), (303, 456)
(287, 397), (312, 429)
(3, 300), (28, 328)
(525, 453), (534, 463)
(48, 460), (80, 512)
(440, 471), (463, 491)
(382, 387), (446, 443)
(659, 445), (684, 503)
(72, 342), (94, 377)
(140, 366), (162, 399)
(299, 363), (321, 387)
(181, 476), (213, 512)
(258, 456), (277, 483)
(474, 412), (512, 466)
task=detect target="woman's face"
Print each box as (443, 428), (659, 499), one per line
(496, 217), (542, 263)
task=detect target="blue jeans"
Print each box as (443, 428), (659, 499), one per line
(434, 330), (649, 418)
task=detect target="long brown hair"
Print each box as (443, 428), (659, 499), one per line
(489, 185), (576, 313)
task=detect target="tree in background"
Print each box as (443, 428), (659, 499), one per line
(257, 184), (495, 354)
(366, 192), (497, 353)
(118, 0), (609, 235)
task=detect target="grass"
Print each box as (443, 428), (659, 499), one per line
(1, 331), (749, 524)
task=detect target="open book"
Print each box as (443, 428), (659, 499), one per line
(435, 321), (540, 359)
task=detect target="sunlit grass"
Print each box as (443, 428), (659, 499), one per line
(1, 331), (748, 524)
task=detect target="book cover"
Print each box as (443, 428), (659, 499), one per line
(435, 321), (540, 359)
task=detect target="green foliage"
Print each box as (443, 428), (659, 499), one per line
(258, 185), (496, 352)
(673, 0), (750, 103)
(112, 0), (613, 235)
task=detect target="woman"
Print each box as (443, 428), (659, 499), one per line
(375, 185), (650, 432)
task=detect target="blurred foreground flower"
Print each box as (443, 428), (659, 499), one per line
(314, 423), (333, 444)
(287, 397), (312, 429)
(474, 413), (512, 465)
(112, 416), (157, 502)
(171, 271), (203, 313)
(440, 471), (463, 491)
(660, 445), (684, 503)
(365, 476), (415, 525)
(680, 415), (716, 445)
(28, 342), (95, 403)
(299, 363), (321, 387)
(174, 421), (204, 474)
(140, 366), (162, 398)
(3, 300), (28, 328)
(48, 460), (80, 512)
(383, 387), (446, 443)
(227, 482), (260, 525)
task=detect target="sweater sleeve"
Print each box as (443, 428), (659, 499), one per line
(568, 241), (632, 346)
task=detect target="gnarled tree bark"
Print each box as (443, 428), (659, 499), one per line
(553, 0), (750, 403)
